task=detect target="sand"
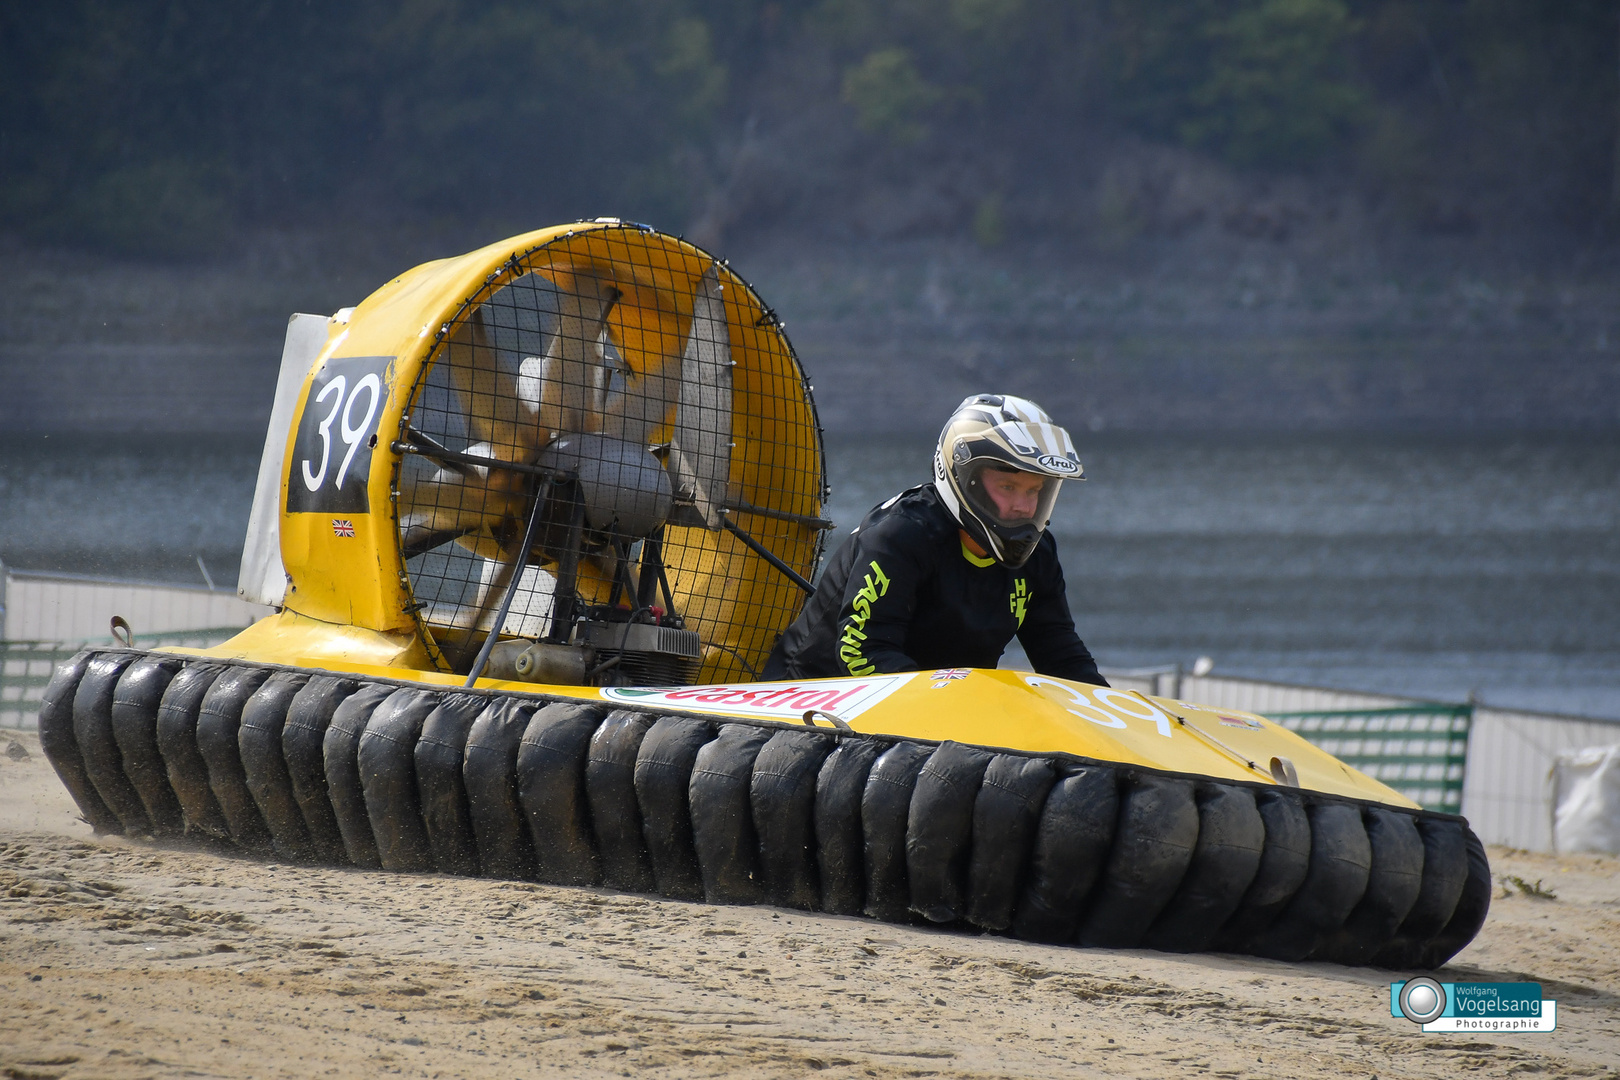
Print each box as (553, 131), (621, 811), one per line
(2, 728), (1616, 1079)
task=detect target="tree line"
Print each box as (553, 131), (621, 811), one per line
(1, 0), (1615, 254)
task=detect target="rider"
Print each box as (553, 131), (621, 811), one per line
(764, 394), (1108, 686)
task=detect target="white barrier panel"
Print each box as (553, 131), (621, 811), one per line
(1, 568), (271, 642)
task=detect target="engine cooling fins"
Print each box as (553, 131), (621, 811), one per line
(40, 649), (1491, 971)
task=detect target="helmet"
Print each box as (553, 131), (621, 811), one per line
(931, 394), (1082, 567)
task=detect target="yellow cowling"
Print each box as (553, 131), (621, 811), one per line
(239, 221), (824, 682)
(186, 221), (1416, 811)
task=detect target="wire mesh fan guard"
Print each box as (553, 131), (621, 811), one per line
(391, 224), (827, 684)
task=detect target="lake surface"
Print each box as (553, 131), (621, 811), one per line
(2, 432), (1616, 719)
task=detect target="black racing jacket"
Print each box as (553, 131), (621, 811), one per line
(773, 485), (1107, 685)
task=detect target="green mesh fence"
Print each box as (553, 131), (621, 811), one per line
(1268, 704), (1473, 812)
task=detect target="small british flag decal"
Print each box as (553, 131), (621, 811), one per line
(930, 668), (970, 689)
(332, 519), (356, 537)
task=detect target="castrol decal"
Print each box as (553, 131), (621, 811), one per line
(601, 673), (917, 721)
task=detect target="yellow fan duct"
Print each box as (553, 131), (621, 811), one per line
(221, 221), (825, 683)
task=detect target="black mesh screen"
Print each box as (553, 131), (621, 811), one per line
(392, 224), (827, 683)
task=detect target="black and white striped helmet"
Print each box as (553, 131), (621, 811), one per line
(931, 394), (1082, 567)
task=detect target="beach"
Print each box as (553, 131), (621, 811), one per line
(3, 728), (1616, 1079)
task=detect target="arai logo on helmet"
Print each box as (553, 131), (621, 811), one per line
(1037, 453), (1079, 474)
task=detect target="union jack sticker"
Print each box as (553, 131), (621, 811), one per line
(930, 668), (970, 689)
(331, 519), (356, 538)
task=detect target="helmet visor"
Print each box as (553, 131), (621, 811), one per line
(960, 462), (1063, 530)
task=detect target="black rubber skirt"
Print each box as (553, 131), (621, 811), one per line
(37, 649), (1490, 970)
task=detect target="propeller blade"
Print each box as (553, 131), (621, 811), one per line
(399, 524), (475, 562)
(447, 550), (523, 671)
(398, 440), (527, 543)
(667, 266), (734, 530)
(406, 271), (614, 557)
(536, 272), (619, 437)
(445, 307), (549, 458)
(597, 351), (679, 447)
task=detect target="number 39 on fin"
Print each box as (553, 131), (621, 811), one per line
(286, 356), (393, 515)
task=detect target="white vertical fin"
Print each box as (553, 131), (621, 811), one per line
(668, 266), (734, 530)
(239, 313), (331, 607)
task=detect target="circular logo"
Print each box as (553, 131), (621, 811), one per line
(1398, 977), (1447, 1024)
(1036, 453), (1079, 474)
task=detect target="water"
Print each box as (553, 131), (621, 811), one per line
(2, 432), (1616, 719)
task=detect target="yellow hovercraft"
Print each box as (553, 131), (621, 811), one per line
(38, 222), (1488, 968)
